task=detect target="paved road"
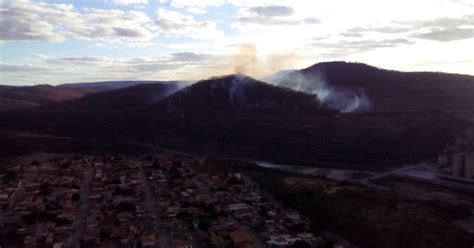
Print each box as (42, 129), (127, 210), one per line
(71, 161), (94, 248)
(139, 164), (171, 248)
(367, 164), (423, 181)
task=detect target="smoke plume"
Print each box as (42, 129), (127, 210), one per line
(192, 43), (371, 113)
(233, 44), (258, 75)
(263, 70), (372, 113)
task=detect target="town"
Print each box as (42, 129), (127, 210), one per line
(0, 151), (335, 248)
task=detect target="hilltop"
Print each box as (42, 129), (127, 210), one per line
(264, 61), (474, 113)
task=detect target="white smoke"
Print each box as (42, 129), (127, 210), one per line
(341, 89), (371, 113)
(263, 70), (372, 113)
(228, 75), (250, 104)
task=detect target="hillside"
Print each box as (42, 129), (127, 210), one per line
(0, 85), (95, 111)
(264, 62), (474, 113)
(155, 74), (336, 117)
(0, 73), (470, 166)
(0, 82), (184, 137)
(60, 82), (183, 112)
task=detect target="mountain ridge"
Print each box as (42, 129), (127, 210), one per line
(153, 74), (336, 117)
(59, 80), (185, 92)
(264, 61), (474, 113)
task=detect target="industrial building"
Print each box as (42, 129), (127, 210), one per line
(452, 153), (466, 177)
(465, 153), (474, 179)
(441, 131), (474, 180)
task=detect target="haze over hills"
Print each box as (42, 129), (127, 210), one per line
(0, 82), (186, 137)
(59, 80), (185, 92)
(155, 75), (335, 117)
(60, 82), (184, 112)
(0, 81), (187, 111)
(0, 85), (95, 111)
(264, 61), (474, 113)
(3, 61), (473, 114)
(0, 75), (335, 134)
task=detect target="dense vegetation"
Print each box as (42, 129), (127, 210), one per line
(147, 112), (468, 166)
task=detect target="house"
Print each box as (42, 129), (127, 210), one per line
(452, 153), (466, 177)
(174, 239), (193, 248)
(451, 152), (474, 179)
(141, 234), (156, 247)
(286, 211), (300, 221)
(228, 203), (250, 211)
(230, 230), (254, 248)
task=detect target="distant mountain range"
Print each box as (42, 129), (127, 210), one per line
(3, 62), (473, 113)
(0, 85), (95, 111)
(58, 82), (184, 112)
(59, 80), (184, 92)
(0, 81), (188, 111)
(1, 61), (472, 165)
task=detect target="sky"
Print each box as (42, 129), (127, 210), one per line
(0, 0), (473, 85)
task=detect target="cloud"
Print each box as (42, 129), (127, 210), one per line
(341, 26), (411, 37)
(311, 38), (414, 57)
(407, 15), (474, 29)
(408, 15), (474, 41)
(248, 5), (294, 17)
(37, 52), (220, 75)
(160, 0), (225, 14)
(413, 27), (474, 41)
(0, 1), (72, 42)
(171, 52), (212, 62)
(154, 9), (223, 38)
(339, 14), (473, 42)
(0, 63), (52, 73)
(227, 0), (293, 8)
(237, 16), (320, 26)
(233, 5), (320, 28)
(109, 0), (149, 5)
(0, 52), (229, 85)
(0, 0), (154, 44)
(45, 56), (111, 66)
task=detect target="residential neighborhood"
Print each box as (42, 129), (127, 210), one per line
(0, 151), (331, 247)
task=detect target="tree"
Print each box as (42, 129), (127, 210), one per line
(198, 219), (211, 231)
(72, 193), (80, 202)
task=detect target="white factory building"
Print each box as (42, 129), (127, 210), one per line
(438, 132), (474, 179)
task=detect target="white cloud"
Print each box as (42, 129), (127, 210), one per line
(109, 0), (149, 5)
(0, 0), (155, 44)
(248, 5), (294, 17)
(227, 0), (292, 8)
(161, 0), (225, 14)
(154, 8), (223, 38)
(0, 63), (53, 73)
(231, 3), (321, 32)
